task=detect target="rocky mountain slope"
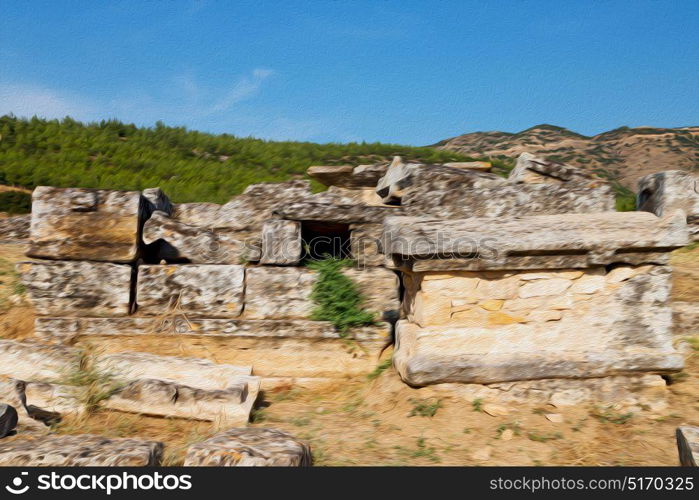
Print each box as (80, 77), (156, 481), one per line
(434, 124), (699, 188)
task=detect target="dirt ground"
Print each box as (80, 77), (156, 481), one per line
(0, 242), (697, 466)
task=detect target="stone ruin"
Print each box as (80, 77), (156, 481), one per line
(0, 152), (695, 465)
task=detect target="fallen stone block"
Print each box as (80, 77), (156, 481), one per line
(0, 404), (18, 438)
(260, 219), (302, 265)
(96, 351), (252, 391)
(106, 376), (260, 427)
(27, 187), (147, 262)
(382, 211), (689, 271)
(142, 211), (253, 264)
(136, 264), (244, 317)
(638, 170), (699, 241)
(184, 428), (311, 466)
(676, 426), (699, 466)
(17, 261), (133, 317)
(0, 340), (77, 382)
(0, 434), (163, 466)
(508, 152), (599, 184)
(307, 163), (388, 189)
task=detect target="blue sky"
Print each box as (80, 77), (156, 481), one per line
(1, 0), (697, 144)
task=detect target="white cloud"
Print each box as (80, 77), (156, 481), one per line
(207, 68), (275, 114)
(0, 82), (96, 120)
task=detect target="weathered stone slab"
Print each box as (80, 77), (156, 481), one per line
(274, 201), (400, 224)
(676, 426), (699, 466)
(136, 264), (244, 317)
(97, 351), (251, 390)
(508, 152), (598, 184)
(0, 404), (18, 438)
(0, 214), (30, 241)
(104, 375), (260, 427)
(27, 187), (144, 262)
(402, 181), (616, 219)
(638, 170), (699, 241)
(260, 219), (302, 265)
(0, 434), (163, 466)
(244, 266), (399, 321)
(142, 211), (253, 264)
(184, 428), (311, 466)
(382, 211), (689, 271)
(17, 261), (132, 317)
(307, 163), (388, 189)
(0, 340), (77, 381)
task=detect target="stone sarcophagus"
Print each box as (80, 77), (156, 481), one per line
(383, 211), (689, 387)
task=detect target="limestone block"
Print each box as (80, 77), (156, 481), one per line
(519, 278), (572, 298)
(142, 211), (253, 264)
(383, 211), (689, 271)
(0, 340), (78, 382)
(394, 266), (683, 385)
(307, 163), (387, 189)
(96, 351), (252, 390)
(0, 435), (163, 466)
(184, 428), (311, 466)
(350, 223), (384, 267)
(17, 261), (132, 317)
(508, 152), (598, 184)
(136, 264), (244, 317)
(676, 426), (699, 466)
(244, 266), (399, 321)
(27, 186), (144, 262)
(260, 220), (302, 265)
(274, 200), (400, 224)
(141, 187), (173, 215)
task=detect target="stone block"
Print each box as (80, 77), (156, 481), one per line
(638, 170), (699, 241)
(260, 219), (302, 265)
(27, 187), (145, 262)
(136, 264), (244, 317)
(0, 435), (163, 466)
(508, 152), (598, 184)
(184, 428), (311, 466)
(0, 340), (78, 382)
(17, 261), (132, 317)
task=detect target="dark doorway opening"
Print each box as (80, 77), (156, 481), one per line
(301, 221), (351, 261)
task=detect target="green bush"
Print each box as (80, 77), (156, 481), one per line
(307, 257), (375, 334)
(0, 191), (31, 214)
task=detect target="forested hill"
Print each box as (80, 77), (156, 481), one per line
(0, 115), (478, 204)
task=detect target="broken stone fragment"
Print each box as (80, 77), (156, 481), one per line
(0, 434), (163, 466)
(184, 428), (312, 466)
(508, 152), (599, 184)
(260, 219), (302, 265)
(0, 404), (18, 438)
(136, 264), (245, 317)
(676, 426), (699, 466)
(17, 260), (133, 317)
(27, 186), (146, 262)
(0, 214), (30, 241)
(375, 156), (502, 205)
(141, 187), (172, 216)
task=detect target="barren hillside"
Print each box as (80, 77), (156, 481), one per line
(434, 124), (699, 188)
